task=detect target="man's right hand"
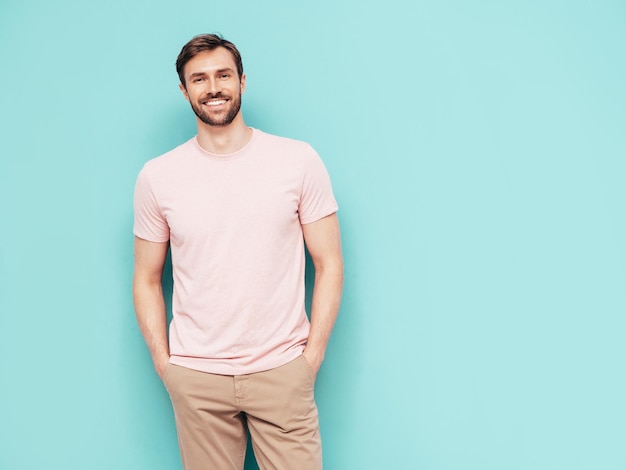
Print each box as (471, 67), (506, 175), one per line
(154, 355), (170, 380)
(133, 236), (171, 382)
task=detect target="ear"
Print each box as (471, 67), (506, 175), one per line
(179, 83), (190, 101)
(240, 73), (246, 94)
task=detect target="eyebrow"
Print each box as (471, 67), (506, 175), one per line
(188, 68), (235, 79)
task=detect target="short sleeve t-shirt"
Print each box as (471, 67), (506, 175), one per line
(134, 129), (338, 375)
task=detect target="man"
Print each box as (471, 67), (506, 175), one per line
(132, 34), (343, 470)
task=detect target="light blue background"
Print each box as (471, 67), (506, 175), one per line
(1, 1), (625, 469)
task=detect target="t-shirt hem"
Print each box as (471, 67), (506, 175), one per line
(168, 347), (306, 376)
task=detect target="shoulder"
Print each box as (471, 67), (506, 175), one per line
(254, 129), (313, 152)
(253, 129), (319, 162)
(139, 137), (198, 177)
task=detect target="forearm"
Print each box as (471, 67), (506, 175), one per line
(304, 261), (343, 371)
(132, 280), (170, 377)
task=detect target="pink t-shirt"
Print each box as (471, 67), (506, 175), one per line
(134, 129), (338, 375)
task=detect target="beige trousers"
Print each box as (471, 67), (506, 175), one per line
(163, 355), (322, 470)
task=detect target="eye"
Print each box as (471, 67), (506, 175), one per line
(193, 77), (204, 83)
(220, 73), (230, 79)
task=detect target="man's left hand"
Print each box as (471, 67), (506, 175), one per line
(302, 348), (323, 376)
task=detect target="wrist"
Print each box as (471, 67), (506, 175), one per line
(302, 347), (324, 374)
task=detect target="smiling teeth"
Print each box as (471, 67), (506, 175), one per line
(205, 100), (227, 106)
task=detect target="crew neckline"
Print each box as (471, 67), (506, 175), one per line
(193, 128), (258, 160)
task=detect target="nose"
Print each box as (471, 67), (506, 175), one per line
(206, 77), (222, 96)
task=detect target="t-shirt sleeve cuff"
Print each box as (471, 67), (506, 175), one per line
(299, 204), (339, 225)
(133, 229), (170, 243)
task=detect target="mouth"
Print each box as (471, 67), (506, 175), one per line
(202, 98), (228, 107)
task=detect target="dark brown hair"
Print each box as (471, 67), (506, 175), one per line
(176, 34), (244, 87)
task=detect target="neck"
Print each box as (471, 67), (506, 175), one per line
(195, 114), (252, 154)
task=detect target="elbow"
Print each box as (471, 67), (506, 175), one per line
(314, 257), (344, 282)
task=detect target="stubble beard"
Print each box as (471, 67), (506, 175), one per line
(190, 91), (242, 127)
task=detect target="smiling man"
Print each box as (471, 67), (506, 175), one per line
(132, 34), (343, 470)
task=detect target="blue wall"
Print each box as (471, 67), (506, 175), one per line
(1, 1), (625, 469)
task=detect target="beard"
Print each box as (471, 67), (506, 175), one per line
(189, 91), (242, 127)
